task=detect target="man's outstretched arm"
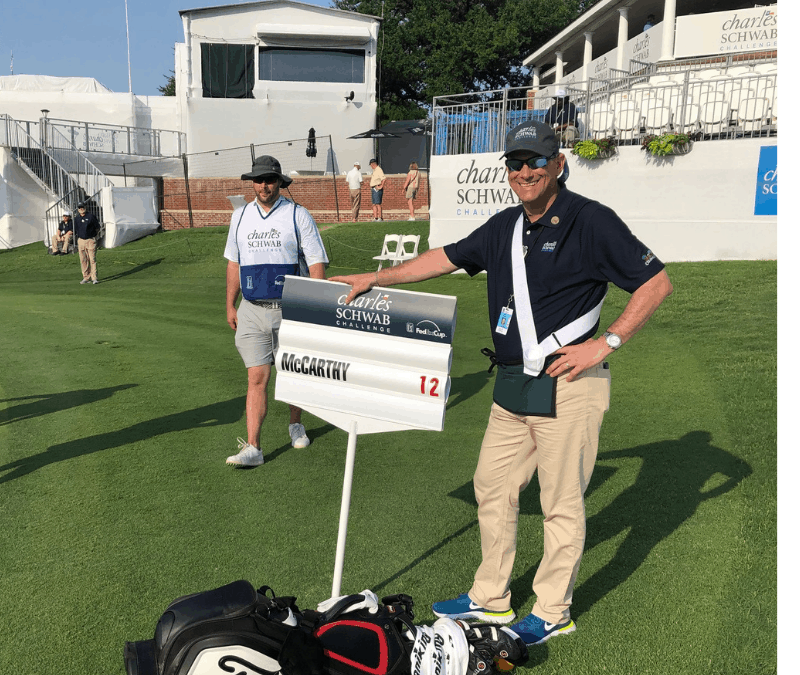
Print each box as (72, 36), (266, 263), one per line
(329, 247), (458, 303)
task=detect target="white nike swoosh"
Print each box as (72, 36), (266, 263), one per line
(544, 622), (557, 630)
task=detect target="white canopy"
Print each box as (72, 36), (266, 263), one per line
(0, 75), (112, 93)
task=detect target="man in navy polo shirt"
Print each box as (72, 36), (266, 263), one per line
(331, 120), (672, 645)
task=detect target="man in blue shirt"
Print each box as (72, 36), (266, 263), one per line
(331, 121), (672, 645)
(74, 202), (101, 284)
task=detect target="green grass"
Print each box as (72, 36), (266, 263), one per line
(0, 222), (776, 674)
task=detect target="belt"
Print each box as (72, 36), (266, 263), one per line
(249, 299), (282, 309)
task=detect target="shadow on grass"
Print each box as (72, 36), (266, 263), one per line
(0, 384), (138, 426)
(102, 258), (164, 282)
(445, 431), (751, 620)
(0, 396), (245, 484)
(446, 369), (492, 411)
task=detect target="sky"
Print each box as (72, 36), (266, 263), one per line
(0, 0), (334, 97)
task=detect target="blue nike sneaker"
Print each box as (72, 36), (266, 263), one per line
(432, 593), (516, 624)
(508, 612), (576, 645)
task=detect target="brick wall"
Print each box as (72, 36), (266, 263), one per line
(160, 173), (429, 230)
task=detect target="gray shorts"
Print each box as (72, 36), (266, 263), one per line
(234, 299), (282, 368)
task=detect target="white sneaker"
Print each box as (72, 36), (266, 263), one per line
(226, 437), (264, 466)
(289, 423), (311, 448)
(409, 217), (416, 221)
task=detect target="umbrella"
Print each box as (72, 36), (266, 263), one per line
(347, 128), (401, 139)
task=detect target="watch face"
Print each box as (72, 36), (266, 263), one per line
(605, 333), (622, 349)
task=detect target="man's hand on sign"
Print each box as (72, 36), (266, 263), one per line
(329, 273), (376, 304)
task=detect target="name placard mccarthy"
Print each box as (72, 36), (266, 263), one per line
(275, 277), (457, 434)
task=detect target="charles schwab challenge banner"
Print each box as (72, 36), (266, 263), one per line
(281, 276), (457, 344)
(754, 145), (777, 216)
(428, 153), (520, 249)
(674, 6), (777, 58)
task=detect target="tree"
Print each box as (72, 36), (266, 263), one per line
(158, 71), (176, 96)
(332, 0), (597, 123)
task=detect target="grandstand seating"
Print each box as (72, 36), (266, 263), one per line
(574, 62), (776, 143)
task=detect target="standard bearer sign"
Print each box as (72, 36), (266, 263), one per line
(275, 276), (457, 434)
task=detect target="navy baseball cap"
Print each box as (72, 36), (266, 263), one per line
(501, 120), (559, 158)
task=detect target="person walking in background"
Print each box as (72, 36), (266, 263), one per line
(402, 162), (421, 221)
(74, 202), (100, 283)
(51, 212), (73, 255)
(369, 158), (385, 221)
(346, 161), (364, 222)
(224, 155), (329, 468)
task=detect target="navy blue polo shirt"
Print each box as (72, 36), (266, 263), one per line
(443, 187), (664, 364)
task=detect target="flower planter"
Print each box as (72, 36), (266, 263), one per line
(670, 141), (692, 155)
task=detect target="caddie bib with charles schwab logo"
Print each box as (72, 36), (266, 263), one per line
(236, 201), (303, 301)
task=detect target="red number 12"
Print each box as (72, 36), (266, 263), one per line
(420, 376), (440, 397)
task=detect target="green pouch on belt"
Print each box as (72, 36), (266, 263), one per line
(492, 360), (557, 417)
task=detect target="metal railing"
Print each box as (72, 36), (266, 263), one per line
(432, 62), (777, 155)
(45, 118), (185, 157)
(2, 115), (112, 248)
(45, 189), (104, 254)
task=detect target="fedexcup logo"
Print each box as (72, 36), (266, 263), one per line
(415, 320), (447, 339)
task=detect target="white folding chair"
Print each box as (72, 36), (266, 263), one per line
(737, 97), (771, 134)
(699, 92), (730, 136)
(587, 108), (615, 139)
(694, 68), (725, 81)
(641, 97), (665, 117)
(728, 86), (755, 118)
(673, 103), (700, 134)
(753, 63), (777, 75)
(648, 75), (674, 86)
(615, 101), (641, 142)
(644, 106), (672, 135)
(726, 65), (752, 77)
(372, 234), (404, 271)
(396, 234), (420, 264)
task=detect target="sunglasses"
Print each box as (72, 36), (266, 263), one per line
(504, 155), (555, 172)
(253, 175), (280, 184)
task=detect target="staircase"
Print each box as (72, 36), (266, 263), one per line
(3, 115), (111, 248)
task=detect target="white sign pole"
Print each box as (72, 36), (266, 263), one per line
(276, 277), (457, 597)
(331, 420), (358, 598)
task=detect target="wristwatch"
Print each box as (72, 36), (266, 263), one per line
(603, 331), (622, 350)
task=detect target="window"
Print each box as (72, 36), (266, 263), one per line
(258, 47), (364, 83)
(201, 43), (255, 98)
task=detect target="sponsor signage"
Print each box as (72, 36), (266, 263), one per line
(428, 152), (519, 248)
(275, 277), (457, 434)
(675, 6), (777, 58)
(754, 145), (777, 216)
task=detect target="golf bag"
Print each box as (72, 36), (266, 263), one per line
(124, 581), (528, 675)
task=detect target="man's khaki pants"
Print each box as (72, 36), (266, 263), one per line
(78, 238), (98, 281)
(469, 363), (611, 623)
(51, 231), (72, 253)
(350, 188), (362, 222)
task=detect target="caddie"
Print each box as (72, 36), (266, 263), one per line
(224, 155), (329, 467)
(331, 120), (672, 644)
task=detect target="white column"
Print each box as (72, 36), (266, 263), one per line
(555, 51), (564, 83)
(583, 32), (593, 84)
(531, 66), (540, 88)
(659, 0), (677, 62)
(616, 7), (629, 71)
